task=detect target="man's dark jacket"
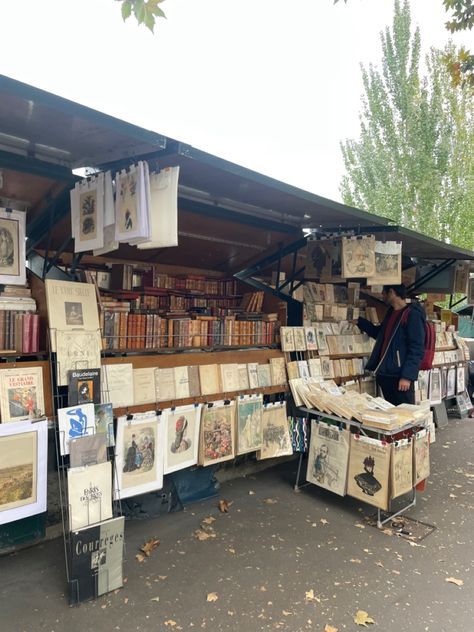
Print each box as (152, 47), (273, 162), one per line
(357, 302), (426, 382)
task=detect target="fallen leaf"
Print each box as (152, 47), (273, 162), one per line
(218, 499), (233, 513)
(260, 586), (267, 592)
(282, 610), (292, 616)
(355, 523), (366, 529)
(135, 553), (146, 563)
(350, 558), (362, 564)
(140, 538), (160, 557)
(158, 575), (167, 580)
(305, 589), (320, 602)
(449, 494), (457, 498)
(376, 561), (384, 568)
(206, 592), (219, 602)
(446, 577), (464, 586)
(325, 625), (338, 632)
(124, 598), (129, 604)
(201, 516), (216, 525)
(194, 529), (216, 541)
(248, 490), (256, 495)
(354, 610), (375, 626)
(101, 604), (107, 609)
(228, 548), (236, 554)
(150, 597), (160, 602)
(263, 498), (278, 504)
(164, 620), (177, 627)
(320, 518), (329, 525)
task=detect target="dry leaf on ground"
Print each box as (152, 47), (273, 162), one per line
(325, 625), (338, 632)
(218, 499), (233, 513)
(355, 523), (366, 529)
(207, 592), (219, 602)
(446, 577), (464, 586)
(150, 596), (160, 602)
(164, 620), (177, 627)
(135, 553), (146, 563)
(320, 518), (329, 525)
(201, 516), (216, 525)
(282, 610), (292, 616)
(305, 589), (320, 602)
(354, 610), (375, 626)
(248, 490), (256, 495)
(194, 529), (216, 541)
(350, 559), (362, 564)
(140, 538), (160, 557)
(263, 498), (278, 504)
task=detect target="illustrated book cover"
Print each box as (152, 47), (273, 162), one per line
(58, 403), (96, 456)
(0, 366), (45, 423)
(68, 369), (101, 406)
(67, 460), (113, 531)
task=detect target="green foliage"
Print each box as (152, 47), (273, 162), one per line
(443, 1), (474, 88)
(340, 0), (474, 251)
(443, 0), (474, 32)
(118, 0), (166, 32)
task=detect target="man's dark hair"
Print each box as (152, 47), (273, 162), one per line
(383, 284), (407, 299)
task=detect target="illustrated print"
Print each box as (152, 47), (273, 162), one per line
(77, 380), (93, 404)
(354, 456), (382, 496)
(123, 427), (154, 474)
(8, 387), (37, 419)
(94, 403), (115, 446)
(202, 409), (233, 462)
(65, 302), (84, 326)
(118, 172), (138, 233)
(0, 228), (14, 267)
(67, 407), (90, 439)
(0, 431), (36, 512)
(0, 216), (20, 276)
(170, 416), (191, 454)
(79, 190), (97, 239)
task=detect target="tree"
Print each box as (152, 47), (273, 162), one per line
(118, 0), (167, 32)
(340, 0), (474, 250)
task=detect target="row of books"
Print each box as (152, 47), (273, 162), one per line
(100, 312), (279, 350)
(0, 311), (40, 353)
(153, 272), (237, 296)
(280, 324), (374, 356)
(433, 349), (465, 366)
(303, 282), (361, 305)
(287, 356), (368, 381)
(304, 302), (361, 323)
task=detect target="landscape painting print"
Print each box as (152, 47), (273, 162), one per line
(0, 419), (47, 526)
(306, 420), (350, 496)
(237, 395), (263, 455)
(0, 209), (26, 285)
(115, 413), (164, 500)
(199, 401), (235, 466)
(163, 404), (202, 475)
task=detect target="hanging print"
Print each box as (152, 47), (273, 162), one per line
(162, 404), (202, 474)
(0, 209), (26, 285)
(347, 434), (390, 510)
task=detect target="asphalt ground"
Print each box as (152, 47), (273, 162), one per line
(1, 417), (473, 632)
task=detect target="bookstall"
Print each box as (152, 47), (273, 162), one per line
(0, 74), (473, 603)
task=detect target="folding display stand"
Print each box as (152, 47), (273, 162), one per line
(296, 407), (425, 529)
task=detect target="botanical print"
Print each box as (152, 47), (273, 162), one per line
(257, 403), (293, 460)
(342, 236), (376, 278)
(306, 421), (349, 496)
(347, 434), (390, 510)
(58, 403), (95, 456)
(163, 404), (202, 474)
(94, 403), (115, 447)
(199, 402), (235, 466)
(0, 217), (19, 275)
(237, 395), (263, 455)
(0, 419), (47, 526)
(0, 431), (36, 513)
(79, 189), (98, 241)
(390, 439), (413, 499)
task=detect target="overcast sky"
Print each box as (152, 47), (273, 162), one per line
(0, 0), (469, 203)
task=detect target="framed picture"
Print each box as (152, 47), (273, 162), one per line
(114, 412), (164, 500)
(0, 209), (26, 286)
(162, 404), (202, 475)
(0, 419), (48, 526)
(198, 400), (235, 466)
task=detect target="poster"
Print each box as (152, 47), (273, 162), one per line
(347, 434), (390, 510)
(236, 394), (263, 455)
(413, 429), (430, 485)
(199, 401), (235, 466)
(58, 403), (96, 456)
(257, 402), (293, 460)
(162, 404), (202, 474)
(67, 460), (113, 531)
(390, 439), (413, 499)
(0, 209), (26, 286)
(306, 420), (350, 496)
(341, 235), (376, 278)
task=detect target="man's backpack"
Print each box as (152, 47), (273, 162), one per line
(400, 307), (435, 370)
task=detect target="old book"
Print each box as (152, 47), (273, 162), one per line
(320, 358), (334, 379)
(220, 363), (240, 393)
(308, 358), (322, 378)
(155, 367), (176, 402)
(297, 360), (310, 379)
(56, 329), (102, 387)
(67, 460), (113, 531)
(174, 365), (190, 399)
(68, 369), (100, 406)
(247, 363), (259, 389)
(45, 279), (100, 352)
(286, 361), (300, 380)
(347, 434), (390, 511)
(326, 335), (339, 356)
(133, 367), (157, 405)
(69, 434), (108, 468)
(293, 327), (307, 352)
(315, 325), (328, 354)
(187, 365), (201, 398)
(69, 516), (124, 605)
(304, 327), (318, 351)
(199, 364), (221, 396)
(280, 327), (295, 352)
(257, 402), (293, 460)
(306, 421), (350, 496)
(0, 366), (45, 423)
(257, 364), (272, 388)
(101, 363), (134, 409)
(270, 357), (287, 386)
(238, 364), (250, 390)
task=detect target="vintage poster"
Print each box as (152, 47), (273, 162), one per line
(45, 279), (100, 351)
(67, 460), (113, 531)
(0, 209), (26, 286)
(162, 404), (202, 474)
(236, 394), (263, 455)
(70, 173), (105, 253)
(115, 167), (139, 240)
(369, 241), (402, 285)
(341, 235), (376, 278)
(101, 363), (134, 408)
(94, 403), (115, 447)
(114, 412), (164, 500)
(347, 434), (390, 510)
(199, 400), (235, 466)
(58, 403), (96, 456)
(390, 439), (413, 499)
(56, 330), (102, 387)
(306, 420), (350, 496)
(0, 366), (45, 423)
(69, 434), (108, 468)
(0, 419), (47, 526)
(279, 327), (295, 352)
(446, 366), (456, 398)
(256, 402), (292, 461)
(413, 429), (430, 485)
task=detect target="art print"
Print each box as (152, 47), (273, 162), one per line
(163, 404), (202, 474)
(257, 403), (293, 460)
(0, 419), (47, 526)
(199, 401), (235, 466)
(115, 413), (164, 500)
(79, 189), (98, 241)
(280, 327), (295, 352)
(0, 209), (26, 285)
(116, 170), (138, 235)
(413, 429), (430, 485)
(237, 395), (263, 455)
(70, 174), (105, 252)
(293, 327), (307, 352)
(390, 439), (413, 499)
(0, 367), (45, 423)
(94, 403), (115, 447)
(370, 241), (402, 285)
(347, 434), (390, 510)
(306, 421), (349, 496)
(58, 403), (95, 456)
(67, 460), (112, 530)
(456, 365), (465, 394)
(429, 368), (442, 404)
(304, 327), (318, 351)
(342, 235), (376, 278)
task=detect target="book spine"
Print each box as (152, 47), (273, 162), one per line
(31, 314), (40, 353)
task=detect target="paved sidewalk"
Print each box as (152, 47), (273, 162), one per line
(1, 418), (473, 632)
